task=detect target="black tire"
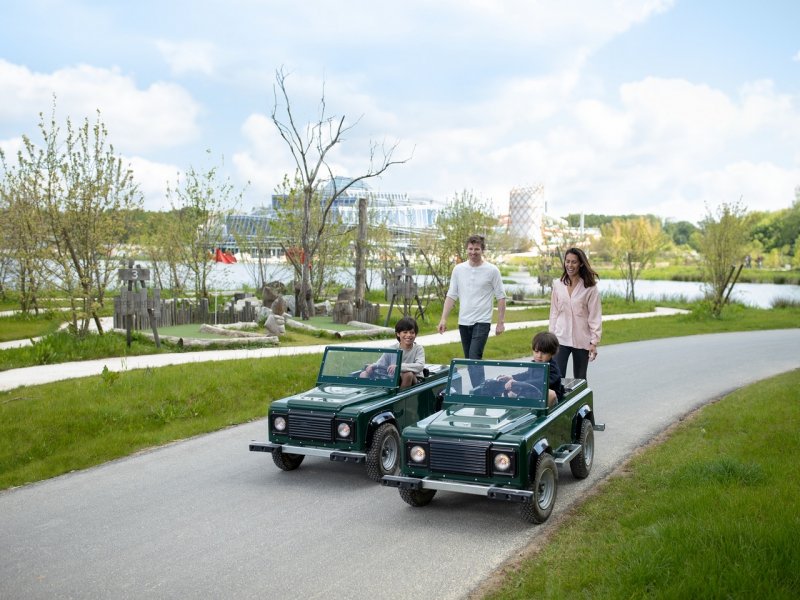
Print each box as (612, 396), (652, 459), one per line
(365, 423), (401, 482)
(570, 419), (594, 479)
(399, 487), (437, 507)
(520, 453), (558, 524)
(271, 450), (305, 471)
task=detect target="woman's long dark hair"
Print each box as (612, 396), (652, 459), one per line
(559, 247), (599, 287)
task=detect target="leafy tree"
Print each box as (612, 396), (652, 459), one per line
(3, 105), (141, 332)
(166, 153), (243, 299)
(698, 201), (749, 317)
(0, 149), (46, 312)
(435, 190), (498, 263)
(564, 213), (661, 229)
(270, 67), (409, 319)
(663, 220), (699, 248)
(600, 217), (669, 302)
(413, 190), (497, 302)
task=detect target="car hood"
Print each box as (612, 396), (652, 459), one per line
(423, 405), (539, 439)
(282, 384), (388, 411)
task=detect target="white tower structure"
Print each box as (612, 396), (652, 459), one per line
(508, 184), (545, 247)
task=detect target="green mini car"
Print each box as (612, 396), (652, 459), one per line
(382, 358), (605, 523)
(249, 346), (449, 481)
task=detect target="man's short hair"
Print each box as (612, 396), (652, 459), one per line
(466, 234), (486, 250)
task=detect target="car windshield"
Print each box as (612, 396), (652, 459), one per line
(445, 359), (548, 408)
(317, 347), (401, 387)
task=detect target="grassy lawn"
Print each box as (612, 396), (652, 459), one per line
(482, 368), (800, 599)
(0, 312), (65, 342)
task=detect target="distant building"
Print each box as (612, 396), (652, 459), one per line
(217, 178), (440, 255)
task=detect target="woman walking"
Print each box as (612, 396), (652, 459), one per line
(549, 247), (602, 380)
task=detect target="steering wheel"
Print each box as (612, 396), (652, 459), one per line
(369, 365), (391, 380)
(507, 381), (543, 398)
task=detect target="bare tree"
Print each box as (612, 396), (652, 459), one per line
(270, 67), (410, 319)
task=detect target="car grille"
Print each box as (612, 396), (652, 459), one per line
(288, 412), (333, 441)
(430, 439), (490, 476)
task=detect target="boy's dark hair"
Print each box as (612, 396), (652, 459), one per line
(532, 331), (559, 355)
(465, 234), (486, 250)
(395, 316), (418, 337)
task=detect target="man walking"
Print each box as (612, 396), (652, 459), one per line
(437, 234), (506, 383)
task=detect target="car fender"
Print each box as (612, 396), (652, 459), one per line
(529, 437), (552, 463)
(572, 404), (594, 438)
(367, 411), (397, 447)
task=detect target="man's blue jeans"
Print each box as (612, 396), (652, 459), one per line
(459, 322), (491, 386)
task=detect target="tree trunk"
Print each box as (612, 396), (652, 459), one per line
(355, 196), (367, 310)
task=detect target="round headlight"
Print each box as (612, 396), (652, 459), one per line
(273, 416), (287, 432)
(336, 422), (352, 438)
(493, 453), (512, 471)
(409, 445), (427, 463)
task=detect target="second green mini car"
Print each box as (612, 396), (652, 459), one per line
(382, 358), (604, 523)
(249, 346), (449, 481)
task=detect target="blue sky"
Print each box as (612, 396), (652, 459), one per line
(1, 0), (799, 224)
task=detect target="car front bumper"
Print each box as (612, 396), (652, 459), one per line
(381, 475), (533, 503)
(249, 441), (366, 464)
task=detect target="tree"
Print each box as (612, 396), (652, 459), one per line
(3, 105), (141, 332)
(414, 190), (497, 302)
(663, 220), (699, 248)
(601, 217), (669, 302)
(166, 153), (243, 299)
(270, 173), (354, 309)
(0, 149), (46, 312)
(435, 190), (498, 263)
(698, 201), (749, 317)
(270, 67), (409, 319)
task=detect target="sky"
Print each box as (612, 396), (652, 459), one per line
(1, 0), (799, 224)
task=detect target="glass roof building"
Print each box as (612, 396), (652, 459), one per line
(217, 178), (439, 254)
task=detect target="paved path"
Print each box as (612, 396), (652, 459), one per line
(0, 308), (687, 391)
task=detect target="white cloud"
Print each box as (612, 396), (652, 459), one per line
(0, 136), (24, 160)
(125, 156), (182, 211)
(155, 39), (219, 76)
(0, 59), (202, 153)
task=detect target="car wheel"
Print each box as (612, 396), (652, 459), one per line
(399, 487), (437, 507)
(570, 419), (594, 479)
(366, 423), (401, 482)
(520, 453), (558, 524)
(271, 450), (305, 471)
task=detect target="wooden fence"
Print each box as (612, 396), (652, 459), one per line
(113, 292), (259, 331)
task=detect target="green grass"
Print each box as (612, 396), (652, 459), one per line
(0, 311), (65, 342)
(0, 356), (318, 489)
(482, 369), (800, 600)
(1, 304), (798, 490)
(594, 264), (800, 285)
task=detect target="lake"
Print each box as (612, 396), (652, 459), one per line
(207, 262), (800, 309)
